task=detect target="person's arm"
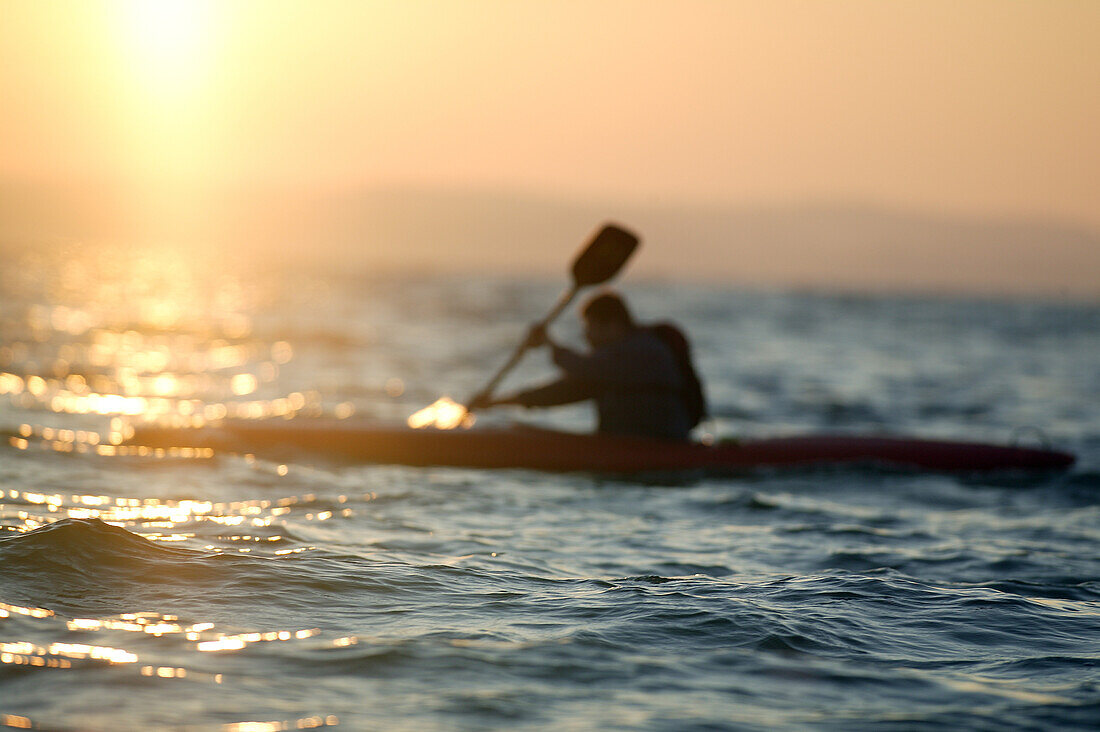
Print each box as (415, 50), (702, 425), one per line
(522, 320), (594, 378)
(467, 325), (596, 410)
(522, 324), (596, 382)
(549, 343), (588, 374)
(494, 377), (596, 408)
(551, 341), (629, 384)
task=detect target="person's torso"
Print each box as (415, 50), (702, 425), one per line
(589, 330), (692, 440)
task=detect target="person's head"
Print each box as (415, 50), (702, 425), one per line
(581, 290), (635, 348)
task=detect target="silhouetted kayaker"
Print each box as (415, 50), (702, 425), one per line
(471, 291), (706, 440)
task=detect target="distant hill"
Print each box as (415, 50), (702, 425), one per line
(2, 180), (1097, 299)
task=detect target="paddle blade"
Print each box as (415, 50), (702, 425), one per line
(571, 223), (640, 287)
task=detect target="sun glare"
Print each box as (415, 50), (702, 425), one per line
(108, 1), (223, 194)
(118, 0), (213, 93)
(407, 397), (474, 431)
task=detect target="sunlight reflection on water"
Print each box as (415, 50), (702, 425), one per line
(1, 595), (346, 729)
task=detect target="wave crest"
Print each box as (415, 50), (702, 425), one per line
(0, 518), (196, 565)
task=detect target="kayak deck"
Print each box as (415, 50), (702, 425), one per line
(128, 420), (1076, 473)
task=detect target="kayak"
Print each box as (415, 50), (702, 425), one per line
(128, 420), (1076, 473)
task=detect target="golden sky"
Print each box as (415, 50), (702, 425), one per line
(2, 0), (1098, 230)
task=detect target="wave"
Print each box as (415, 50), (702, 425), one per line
(0, 518), (472, 618)
(0, 517), (201, 566)
(0, 520), (200, 617)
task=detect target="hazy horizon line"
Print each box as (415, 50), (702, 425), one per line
(2, 178), (1097, 302)
(4, 175), (1098, 238)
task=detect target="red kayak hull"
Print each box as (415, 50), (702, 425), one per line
(128, 421), (1076, 473)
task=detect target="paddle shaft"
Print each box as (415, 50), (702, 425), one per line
(467, 284), (579, 407)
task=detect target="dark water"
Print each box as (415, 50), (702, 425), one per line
(1, 246), (1099, 730)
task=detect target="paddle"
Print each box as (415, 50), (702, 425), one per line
(466, 222), (640, 410)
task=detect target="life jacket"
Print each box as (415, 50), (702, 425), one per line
(646, 322), (707, 428)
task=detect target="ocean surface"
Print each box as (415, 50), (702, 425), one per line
(1, 245), (1099, 730)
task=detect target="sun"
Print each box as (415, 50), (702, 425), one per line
(117, 0), (214, 93)
(110, 0), (222, 183)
